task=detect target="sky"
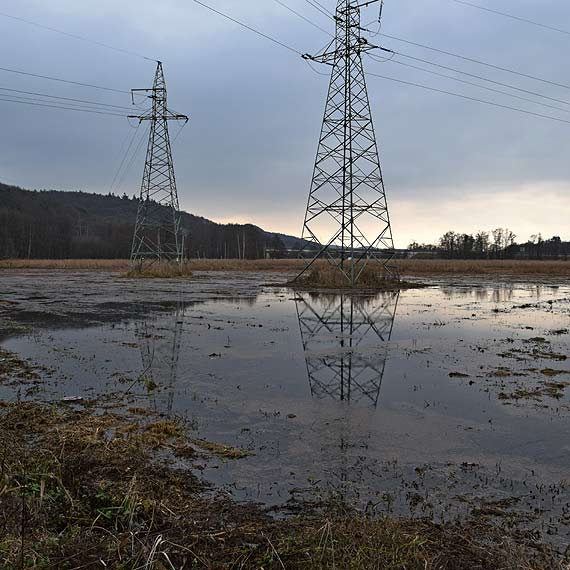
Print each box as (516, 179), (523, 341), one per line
(1, 0), (570, 247)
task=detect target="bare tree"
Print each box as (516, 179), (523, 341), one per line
(474, 231), (490, 258)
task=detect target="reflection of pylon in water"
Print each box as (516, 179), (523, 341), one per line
(137, 300), (184, 415)
(295, 292), (399, 406)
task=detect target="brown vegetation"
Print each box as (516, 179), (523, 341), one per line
(0, 398), (564, 569)
(397, 258), (570, 276)
(291, 263), (414, 290)
(122, 261), (194, 279)
(2, 257), (570, 276)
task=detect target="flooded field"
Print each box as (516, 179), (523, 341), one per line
(1, 270), (570, 550)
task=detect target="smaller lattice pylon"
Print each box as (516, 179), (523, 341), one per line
(129, 61), (188, 271)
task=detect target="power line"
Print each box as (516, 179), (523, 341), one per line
(385, 50), (570, 107)
(374, 55), (570, 115)
(0, 95), (126, 117)
(311, 0), (333, 16)
(301, 0), (334, 20)
(450, 0), (570, 37)
(114, 125), (150, 193)
(378, 33), (570, 92)
(271, 0), (332, 36)
(305, 58), (330, 76)
(109, 124), (142, 193)
(368, 54), (570, 115)
(0, 11), (157, 61)
(165, 2), (570, 129)
(172, 121), (188, 144)
(365, 71), (570, 126)
(0, 92), (128, 113)
(191, 0), (302, 55)
(0, 86), (136, 112)
(0, 65), (131, 94)
(0, 96), (126, 117)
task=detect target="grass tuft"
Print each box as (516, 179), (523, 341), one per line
(291, 263), (419, 291)
(121, 261), (193, 279)
(190, 437), (251, 459)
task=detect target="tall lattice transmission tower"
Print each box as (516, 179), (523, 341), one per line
(297, 0), (395, 287)
(129, 62), (188, 271)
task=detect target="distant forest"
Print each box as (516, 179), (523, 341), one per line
(0, 183), (297, 260)
(409, 229), (570, 260)
(2, 183), (568, 261)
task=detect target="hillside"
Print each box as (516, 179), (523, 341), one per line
(0, 183), (304, 259)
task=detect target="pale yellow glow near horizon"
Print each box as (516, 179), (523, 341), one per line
(192, 182), (570, 247)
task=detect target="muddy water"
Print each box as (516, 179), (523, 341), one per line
(2, 276), (570, 545)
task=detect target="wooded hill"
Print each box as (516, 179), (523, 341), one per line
(0, 183), (301, 260)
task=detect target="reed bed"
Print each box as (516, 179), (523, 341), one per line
(291, 263), (411, 290)
(397, 258), (570, 276)
(0, 258), (129, 271)
(1, 258), (570, 276)
(122, 261), (193, 279)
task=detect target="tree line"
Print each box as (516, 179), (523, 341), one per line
(0, 183), (287, 260)
(409, 229), (570, 259)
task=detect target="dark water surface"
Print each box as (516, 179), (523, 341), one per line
(2, 278), (570, 544)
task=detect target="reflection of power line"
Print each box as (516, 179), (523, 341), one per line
(295, 291), (399, 406)
(136, 300), (185, 415)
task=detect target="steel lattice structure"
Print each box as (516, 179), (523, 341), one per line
(129, 62), (188, 270)
(297, 0), (395, 287)
(136, 298), (185, 416)
(295, 291), (399, 406)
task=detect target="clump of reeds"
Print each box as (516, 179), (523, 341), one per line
(292, 263), (405, 290)
(121, 261), (193, 279)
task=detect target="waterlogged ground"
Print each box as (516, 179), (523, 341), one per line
(1, 270), (570, 548)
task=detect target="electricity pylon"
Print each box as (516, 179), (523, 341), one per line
(129, 61), (188, 271)
(297, 0), (395, 287)
(295, 291), (399, 406)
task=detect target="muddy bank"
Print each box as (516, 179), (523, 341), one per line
(0, 399), (563, 569)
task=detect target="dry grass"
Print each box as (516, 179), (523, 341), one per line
(291, 263), (414, 290)
(397, 258), (570, 276)
(1, 257), (570, 276)
(0, 399), (564, 569)
(122, 261), (194, 279)
(0, 258), (129, 271)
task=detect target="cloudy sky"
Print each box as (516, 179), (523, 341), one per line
(1, 0), (570, 247)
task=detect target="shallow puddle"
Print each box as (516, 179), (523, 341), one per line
(2, 278), (570, 544)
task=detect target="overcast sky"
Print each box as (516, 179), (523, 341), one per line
(1, 0), (570, 246)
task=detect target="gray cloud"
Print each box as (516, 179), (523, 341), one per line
(1, 0), (569, 247)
